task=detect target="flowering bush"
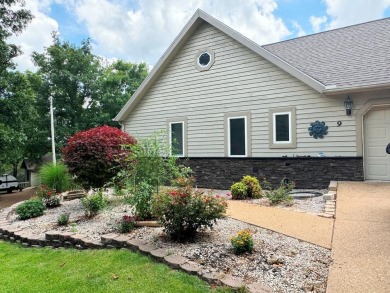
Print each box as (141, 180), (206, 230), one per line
(230, 229), (254, 254)
(119, 215), (137, 233)
(151, 183), (227, 242)
(62, 125), (136, 189)
(35, 185), (61, 208)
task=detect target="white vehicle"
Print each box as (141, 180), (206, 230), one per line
(0, 175), (19, 193)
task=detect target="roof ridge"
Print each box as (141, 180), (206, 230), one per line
(263, 16), (390, 47)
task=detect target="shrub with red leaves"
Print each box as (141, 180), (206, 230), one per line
(62, 125), (136, 189)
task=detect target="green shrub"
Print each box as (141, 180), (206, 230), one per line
(230, 182), (247, 199)
(266, 180), (295, 205)
(230, 229), (254, 254)
(117, 132), (192, 220)
(119, 215), (137, 233)
(15, 199), (46, 220)
(128, 181), (154, 220)
(230, 176), (262, 200)
(57, 213), (69, 226)
(81, 190), (107, 218)
(151, 184), (227, 242)
(241, 176), (262, 198)
(39, 163), (71, 193)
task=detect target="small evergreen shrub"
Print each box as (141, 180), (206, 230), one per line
(266, 180), (295, 205)
(81, 190), (107, 218)
(230, 176), (262, 199)
(119, 215), (137, 233)
(241, 176), (262, 198)
(230, 182), (247, 199)
(151, 182), (227, 242)
(15, 199), (46, 220)
(230, 229), (254, 254)
(57, 213), (69, 226)
(39, 162), (71, 192)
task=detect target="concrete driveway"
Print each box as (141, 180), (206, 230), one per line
(0, 188), (36, 210)
(327, 181), (390, 293)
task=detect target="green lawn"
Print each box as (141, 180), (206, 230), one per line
(0, 241), (236, 293)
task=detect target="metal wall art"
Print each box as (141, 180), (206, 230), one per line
(308, 120), (328, 139)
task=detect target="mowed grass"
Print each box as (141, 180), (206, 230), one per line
(0, 241), (236, 293)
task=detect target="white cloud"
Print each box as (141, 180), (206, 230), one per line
(71, 0), (291, 64)
(309, 16), (327, 33)
(292, 21), (305, 37)
(9, 0), (58, 71)
(321, 0), (390, 30)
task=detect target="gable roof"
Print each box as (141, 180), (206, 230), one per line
(263, 17), (390, 94)
(114, 9), (325, 122)
(115, 10), (390, 122)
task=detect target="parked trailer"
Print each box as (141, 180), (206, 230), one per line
(0, 175), (19, 193)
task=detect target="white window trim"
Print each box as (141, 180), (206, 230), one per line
(269, 107), (296, 149)
(227, 115), (249, 158)
(169, 121), (185, 157)
(273, 112), (292, 144)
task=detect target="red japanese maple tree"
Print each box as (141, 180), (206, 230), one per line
(62, 125), (136, 189)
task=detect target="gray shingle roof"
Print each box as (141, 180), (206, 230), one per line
(262, 18), (390, 90)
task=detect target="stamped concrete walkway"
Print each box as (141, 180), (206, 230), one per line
(227, 200), (334, 249)
(327, 182), (390, 293)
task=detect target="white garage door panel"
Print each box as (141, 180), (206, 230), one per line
(364, 107), (390, 181)
(366, 127), (386, 139)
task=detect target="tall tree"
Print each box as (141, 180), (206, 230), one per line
(0, 72), (43, 176)
(97, 60), (148, 127)
(0, 0), (34, 175)
(32, 37), (149, 146)
(32, 35), (101, 147)
(0, 0), (33, 74)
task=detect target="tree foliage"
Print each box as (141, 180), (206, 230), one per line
(32, 35), (101, 147)
(97, 60), (148, 127)
(62, 125), (137, 189)
(0, 0), (33, 75)
(0, 72), (45, 175)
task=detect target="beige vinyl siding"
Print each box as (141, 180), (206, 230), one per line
(123, 22), (375, 157)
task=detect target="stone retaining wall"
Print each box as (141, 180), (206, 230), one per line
(179, 157), (363, 189)
(0, 202), (271, 293)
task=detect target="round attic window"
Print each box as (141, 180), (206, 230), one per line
(194, 48), (214, 71)
(198, 52), (211, 66)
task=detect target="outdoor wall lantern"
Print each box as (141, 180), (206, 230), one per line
(344, 96), (353, 116)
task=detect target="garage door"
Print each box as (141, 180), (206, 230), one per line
(364, 107), (390, 180)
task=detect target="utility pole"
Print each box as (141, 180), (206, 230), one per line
(49, 96), (56, 165)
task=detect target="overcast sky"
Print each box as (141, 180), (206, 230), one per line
(10, 0), (390, 72)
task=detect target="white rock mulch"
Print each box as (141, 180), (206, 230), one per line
(7, 190), (331, 293)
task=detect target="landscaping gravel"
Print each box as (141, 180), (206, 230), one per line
(6, 189), (331, 293)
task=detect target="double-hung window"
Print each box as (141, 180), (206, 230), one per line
(168, 118), (187, 157)
(269, 107), (296, 148)
(225, 112), (251, 157)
